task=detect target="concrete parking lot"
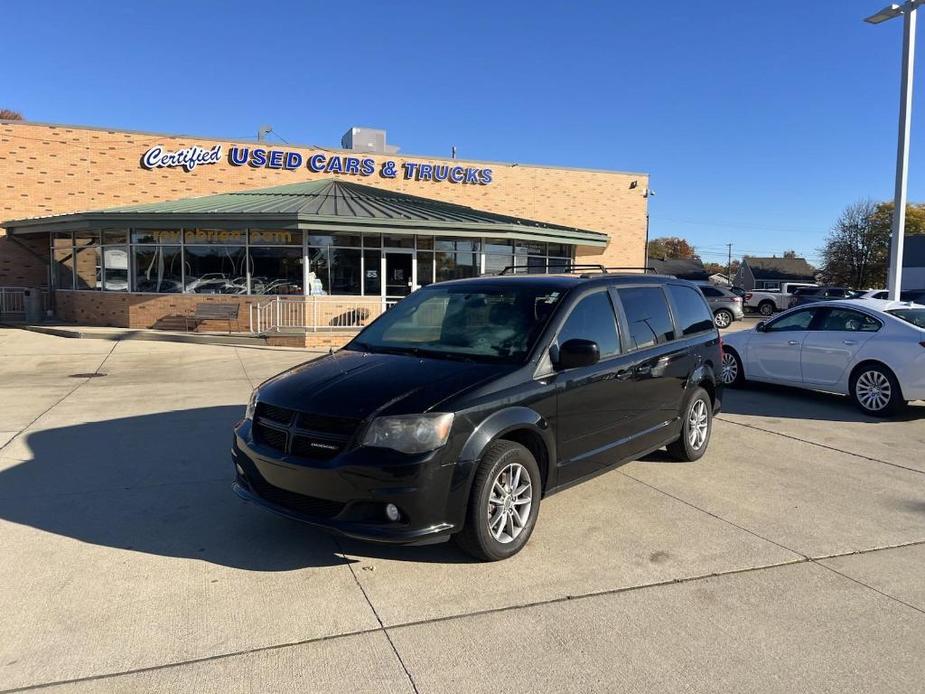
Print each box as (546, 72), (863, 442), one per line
(0, 326), (923, 693)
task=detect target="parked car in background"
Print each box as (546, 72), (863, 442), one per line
(720, 299), (925, 416)
(744, 282), (817, 316)
(855, 289), (889, 300)
(788, 286), (853, 308)
(695, 282), (744, 328)
(233, 272), (723, 561)
(728, 286), (747, 299)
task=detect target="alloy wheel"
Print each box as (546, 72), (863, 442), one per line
(855, 370), (892, 412)
(759, 303), (774, 316)
(687, 399), (709, 450)
(714, 311), (732, 328)
(486, 462), (533, 544)
(720, 352), (738, 384)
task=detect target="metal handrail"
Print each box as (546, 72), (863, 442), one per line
(249, 296), (393, 334)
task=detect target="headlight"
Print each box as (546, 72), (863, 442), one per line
(245, 390), (258, 420)
(362, 413), (454, 454)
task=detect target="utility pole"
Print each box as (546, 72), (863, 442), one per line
(726, 243), (733, 284)
(865, 1), (920, 299)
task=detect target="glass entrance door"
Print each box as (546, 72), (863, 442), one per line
(385, 251), (414, 302)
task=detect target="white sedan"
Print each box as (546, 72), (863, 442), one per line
(720, 299), (925, 416)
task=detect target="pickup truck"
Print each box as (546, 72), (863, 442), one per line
(744, 283), (817, 316)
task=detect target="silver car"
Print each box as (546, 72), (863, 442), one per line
(696, 283), (745, 328)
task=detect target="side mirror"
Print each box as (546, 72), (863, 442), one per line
(756, 321), (767, 332)
(557, 338), (600, 370)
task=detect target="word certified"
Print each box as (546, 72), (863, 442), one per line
(140, 143), (493, 185)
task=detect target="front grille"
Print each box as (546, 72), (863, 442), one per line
(255, 403), (295, 426)
(252, 402), (360, 461)
(253, 422), (288, 452)
(291, 434), (344, 461)
(298, 413), (360, 438)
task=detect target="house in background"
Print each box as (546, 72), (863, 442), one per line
(902, 235), (925, 289)
(734, 255), (816, 291)
(649, 257), (708, 281)
(708, 272), (731, 286)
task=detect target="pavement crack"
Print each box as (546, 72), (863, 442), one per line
(716, 416), (925, 476)
(0, 340), (120, 457)
(617, 468), (809, 560)
(334, 538), (421, 694)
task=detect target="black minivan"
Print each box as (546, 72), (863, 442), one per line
(233, 272), (722, 560)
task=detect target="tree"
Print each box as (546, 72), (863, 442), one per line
(783, 249), (797, 258)
(647, 236), (695, 260)
(819, 200), (925, 288)
(0, 109), (24, 120)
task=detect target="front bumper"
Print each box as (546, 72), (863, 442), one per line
(231, 420), (461, 545)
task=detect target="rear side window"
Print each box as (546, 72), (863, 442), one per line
(699, 286), (723, 297)
(668, 285), (715, 336)
(557, 290), (620, 357)
(617, 286), (675, 350)
(818, 308), (880, 332)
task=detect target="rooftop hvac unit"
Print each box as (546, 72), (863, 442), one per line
(340, 127), (399, 154)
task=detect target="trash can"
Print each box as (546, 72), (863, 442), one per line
(23, 288), (43, 323)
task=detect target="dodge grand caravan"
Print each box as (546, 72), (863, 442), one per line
(233, 271), (722, 560)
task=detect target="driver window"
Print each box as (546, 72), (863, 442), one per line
(557, 291), (620, 357)
(818, 308), (881, 332)
(766, 309), (815, 332)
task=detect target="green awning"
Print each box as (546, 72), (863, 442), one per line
(3, 179), (609, 247)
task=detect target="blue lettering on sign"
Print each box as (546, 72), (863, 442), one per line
(267, 150), (285, 169)
(381, 160), (397, 178)
(284, 151), (303, 169)
(228, 146), (249, 166)
(308, 153), (327, 172)
(146, 143), (493, 184)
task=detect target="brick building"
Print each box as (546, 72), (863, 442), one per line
(1, 120), (650, 335)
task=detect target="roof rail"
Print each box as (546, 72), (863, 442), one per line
(496, 264), (658, 276)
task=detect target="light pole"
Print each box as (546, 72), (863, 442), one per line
(865, 2), (920, 300)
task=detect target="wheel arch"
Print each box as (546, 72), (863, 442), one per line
(458, 406), (554, 494)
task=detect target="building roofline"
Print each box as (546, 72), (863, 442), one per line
(0, 118), (649, 178)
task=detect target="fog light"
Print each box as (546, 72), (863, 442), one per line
(385, 503), (401, 522)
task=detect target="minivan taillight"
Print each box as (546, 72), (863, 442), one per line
(745, 293), (752, 301)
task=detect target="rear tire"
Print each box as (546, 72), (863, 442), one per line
(758, 301), (775, 317)
(454, 440), (542, 561)
(714, 309), (734, 329)
(850, 363), (905, 417)
(666, 387), (713, 462)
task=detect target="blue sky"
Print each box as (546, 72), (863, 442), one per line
(6, 0), (924, 266)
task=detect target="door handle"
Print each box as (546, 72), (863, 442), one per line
(787, 340), (800, 346)
(842, 339), (857, 346)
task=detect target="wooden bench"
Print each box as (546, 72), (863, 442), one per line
(188, 303), (240, 333)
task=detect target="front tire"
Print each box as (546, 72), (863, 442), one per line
(714, 309), (734, 329)
(454, 440), (541, 561)
(666, 387), (713, 462)
(720, 348), (745, 387)
(850, 364), (905, 417)
(758, 301), (775, 317)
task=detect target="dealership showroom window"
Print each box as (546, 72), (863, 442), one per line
(49, 230), (575, 297)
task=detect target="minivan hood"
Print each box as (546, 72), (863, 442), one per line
(257, 349), (510, 420)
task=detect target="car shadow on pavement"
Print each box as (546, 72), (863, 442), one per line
(0, 405), (474, 571)
(721, 383), (924, 423)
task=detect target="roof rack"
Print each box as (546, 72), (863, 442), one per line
(496, 264), (658, 276)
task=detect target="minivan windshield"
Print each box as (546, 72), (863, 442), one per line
(347, 284), (567, 363)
